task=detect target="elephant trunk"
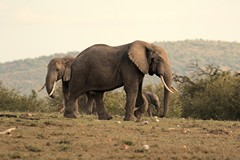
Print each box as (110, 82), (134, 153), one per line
(46, 73), (57, 98)
(160, 72), (172, 117)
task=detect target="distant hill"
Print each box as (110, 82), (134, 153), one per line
(0, 40), (239, 96)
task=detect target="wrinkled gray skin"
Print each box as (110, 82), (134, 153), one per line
(144, 91), (161, 117)
(65, 40), (173, 121)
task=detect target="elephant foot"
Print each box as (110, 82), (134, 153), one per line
(85, 110), (92, 115)
(159, 112), (167, 118)
(64, 111), (77, 118)
(98, 113), (113, 120)
(160, 114), (166, 118)
(123, 115), (136, 121)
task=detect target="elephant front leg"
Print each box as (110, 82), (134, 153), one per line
(95, 92), (113, 120)
(134, 92), (148, 121)
(64, 98), (78, 118)
(124, 91), (138, 121)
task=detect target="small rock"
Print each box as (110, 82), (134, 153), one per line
(168, 128), (175, 130)
(124, 145), (129, 150)
(182, 129), (190, 134)
(115, 121), (121, 124)
(143, 144), (150, 150)
(143, 121), (149, 125)
(27, 113), (33, 117)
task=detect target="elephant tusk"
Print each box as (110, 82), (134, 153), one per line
(49, 81), (56, 96)
(160, 76), (174, 93)
(38, 83), (46, 92)
(171, 85), (178, 92)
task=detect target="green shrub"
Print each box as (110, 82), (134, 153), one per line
(175, 64), (240, 120)
(0, 82), (51, 112)
(104, 90), (126, 116)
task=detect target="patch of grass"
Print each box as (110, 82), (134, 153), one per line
(134, 149), (145, 153)
(8, 152), (21, 159)
(26, 145), (41, 152)
(59, 145), (69, 151)
(122, 140), (134, 146)
(58, 139), (71, 144)
(36, 133), (45, 139)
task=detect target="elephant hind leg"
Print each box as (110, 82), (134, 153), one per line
(134, 84), (148, 121)
(134, 94), (148, 121)
(95, 92), (113, 120)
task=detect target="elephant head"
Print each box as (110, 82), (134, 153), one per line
(128, 41), (174, 117)
(45, 56), (75, 98)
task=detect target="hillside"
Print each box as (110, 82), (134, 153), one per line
(0, 40), (239, 96)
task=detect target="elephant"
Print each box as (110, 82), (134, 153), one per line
(44, 56), (79, 114)
(64, 40), (174, 121)
(44, 56), (99, 115)
(144, 91), (161, 117)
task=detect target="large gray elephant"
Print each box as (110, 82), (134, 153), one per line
(144, 91), (161, 117)
(64, 40), (174, 121)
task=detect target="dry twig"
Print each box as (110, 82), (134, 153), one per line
(0, 127), (16, 135)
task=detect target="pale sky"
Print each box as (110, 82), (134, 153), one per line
(0, 0), (240, 63)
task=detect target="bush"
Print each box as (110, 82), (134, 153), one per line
(104, 90), (126, 116)
(175, 64), (240, 120)
(0, 82), (51, 112)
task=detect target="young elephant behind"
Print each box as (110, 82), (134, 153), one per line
(144, 91), (161, 117)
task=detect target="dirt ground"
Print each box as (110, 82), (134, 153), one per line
(0, 112), (239, 160)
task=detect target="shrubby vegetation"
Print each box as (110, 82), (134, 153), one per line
(0, 81), (55, 112)
(0, 63), (239, 120)
(174, 63), (240, 120)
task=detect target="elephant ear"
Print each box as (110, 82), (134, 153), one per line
(128, 41), (152, 74)
(63, 60), (72, 82)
